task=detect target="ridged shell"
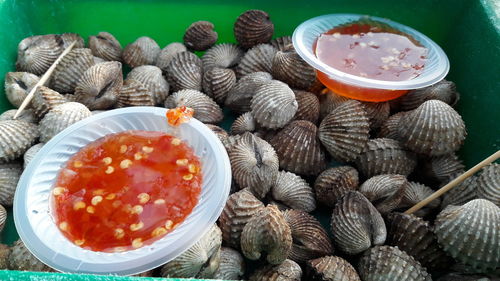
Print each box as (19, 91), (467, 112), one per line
(223, 134), (242, 154)
(293, 90), (320, 123)
(202, 43), (244, 71)
(74, 61), (123, 110)
(60, 33), (85, 48)
(250, 80), (298, 129)
(270, 36), (292, 51)
(235, 44), (277, 77)
(434, 199), (500, 272)
(230, 112), (256, 135)
(50, 48), (95, 93)
(362, 101), (390, 130)
(218, 188), (264, 248)
(31, 86), (67, 118)
(319, 90), (350, 120)
(213, 247), (245, 280)
(436, 273), (496, 281)
(205, 124), (228, 142)
(234, 10), (274, 49)
(476, 164), (500, 206)
(319, 100), (370, 163)
(355, 138), (417, 178)
(0, 120), (39, 162)
(0, 244), (10, 269)
(422, 153), (465, 184)
(16, 34), (64, 75)
(0, 163), (22, 206)
(283, 209), (333, 263)
(93, 56), (105, 64)
(398, 80), (460, 111)
(165, 89), (223, 124)
(272, 171), (316, 212)
(88, 32), (122, 61)
(4, 72), (40, 108)
(0, 204), (6, 233)
(202, 67), (236, 104)
(127, 65), (169, 105)
(249, 259), (302, 281)
(23, 143), (44, 169)
(306, 256), (361, 281)
(0, 109), (37, 124)
(399, 182), (440, 216)
(8, 239), (53, 272)
(270, 120), (327, 176)
(271, 47), (318, 91)
(155, 42), (187, 72)
(314, 166), (359, 208)
(122, 36), (160, 67)
(183, 21), (218, 51)
(398, 100), (466, 156)
(386, 212), (452, 270)
(441, 176), (478, 208)
(241, 205), (292, 264)
(358, 245), (431, 281)
(225, 71), (272, 113)
(39, 102), (92, 142)
(117, 79), (155, 107)
(330, 191), (386, 255)
(378, 112), (406, 140)
(166, 51), (203, 92)
(359, 174), (409, 214)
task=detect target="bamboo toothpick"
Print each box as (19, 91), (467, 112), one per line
(13, 41), (77, 119)
(405, 150), (500, 215)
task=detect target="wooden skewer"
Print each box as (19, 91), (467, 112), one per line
(405, 150), (500, 215)
(13, 41), (77, 119)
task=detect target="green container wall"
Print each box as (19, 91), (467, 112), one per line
(0, 0), (498, 280)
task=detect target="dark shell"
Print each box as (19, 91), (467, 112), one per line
(166, 51), (203, 92)
(319, 90), (350, 120)
(399, 181), (440, 217)
(205, 124), (229, 144)
(8, 239), (53, 272)
(0, 163), (23, 206)
(202, 67), (236, 104)
(249, 259), (302, 281)
(0, 244), (10, 269)
(202, 43), (244, 70)
(165, 89), (223, 124)
(31, 86), (67, 118)
(116, 79), (155, 107)
(475, 163), (499, 206)
(127, 65), (169, 105)
(0, 120), (39, 163)
(235, 44), (277, 77)
(441, 176), (478, 208)
(156, 42), (187, 72)
(88, 31), (122, 61)
(230, 112), (256, 135)
(234, 10), (274, 49)
(436, 272), (497, 281)
(398, 80), (460, 111)
(270, 36), (292, 51)
(314, 166), (359, 208)
(16, 34), (64, 75)
(60, 33), (85, 48)
(122, 36), (160, 67)
(377, 112), (406, 140)
(271, 47), (319, 91)
(422, 153), (465, 184)
(213, 247), (245, 280)
(306, 256), (361, 281)
(50, 48), (95, 93)
(272, 171), (316, 212)
(4, 72), (40, 108)
(362, 101), (390, 130)
(359, 174), (409, 214)
(225, 71), (272, 113)
(292, 90), (320, 124)
(183, 21), (218, 51)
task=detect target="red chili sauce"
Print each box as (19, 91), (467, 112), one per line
(51, 130), (202, 252)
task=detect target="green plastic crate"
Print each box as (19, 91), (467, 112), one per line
(0, 0), (498, 280)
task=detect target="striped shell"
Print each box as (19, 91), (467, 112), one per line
(241, 205), (292, 264)
(205, 124), (228, 143)
(183, 21), (218, 51)
(330, 191), (386, 255)
(272, 171), (316, 212)
(88, 32), (122, 61)
(283, 209), (333, 263)
(0, 163), (22, 206)
(218, 188), (264, 248)
(319, 90), (350, 120)
(230, 112), (256, 135)
(355, 138), (417, 178)
(362, 101), (390, 130)
(31, 86), (67, 118)
(441, 176), (478, 208)
(16, 34), (64, 75)
(0, 244), (10, 269)
(117, 79), (155, 107)
(165, 89), (223, 124)
(398, 80), (460, 111)
(319, 100), (370, 163)
(0, 109), (37, 124)
(60, 33), (85, 48)
(270, 36), (292, 51)
(359, 174), (409, 214)
(166, 51), (203, 92)
(0, 120), (39, 162)
(4, 72), (40, 108)
(293, 90), (320, 123)
(225, 71), (272, 113)
(399, 182), (440, 216)
(314, 166), (359, 208)
(269, 120), (327, 176)
(436, 273), (495, 281)
(155, 42), (187, 72)
(50, 48), (95, 93)
(8, 239), (53, 272)
(23, 143), (44, 169)
(306, 256), (361, 281)
(398, 100), (466, 156)
(476, 164), (500, 206)
(202, 43), (244, 70)
(249, 259), (302, 281)
(434, 199), (500, 272)
(422, 153), (465, 184)
(250, 80), (298, 129)
(271, 47), (319, 91)
(39, 102), (92, 142)
(0, 204), (6, 232)
(213, 247), (245, 280)
(122, 36), (160, 67)
(378, 112), (406, 140)
(235, 44), (277, 77)
(93, 56), (105, 64)
(127, 65), (169, 105)
(202, 67), (236, 104)
(234, 10), (274, 49)
(358, 246), (431, 281)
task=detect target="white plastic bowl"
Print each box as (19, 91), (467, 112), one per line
(13, 107), (231, 275)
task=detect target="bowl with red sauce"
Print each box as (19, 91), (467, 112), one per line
(13, 106), (231, 275)
(293, 14), (450, 101)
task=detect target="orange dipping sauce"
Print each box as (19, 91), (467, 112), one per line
(51, 130), (202, 252)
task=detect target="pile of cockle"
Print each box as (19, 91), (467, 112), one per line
(1, 8), (499, 281)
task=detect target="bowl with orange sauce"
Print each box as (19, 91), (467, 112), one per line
(293, 14), (450, 101)
(13, 106), (231, 275)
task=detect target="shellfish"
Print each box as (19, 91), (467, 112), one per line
(8, 239), (53, 272)
(270, 36), (292, 51)
(122, 36), (160, 67)
(398, 79), (460, 111)
(422, 153), (465, 185)
(183, 21), (218, 51)
(23, 143), (44, 169)
(202, 67), (236, 104)
(0, 204), (6, 233)
(362, 101), (390, 130)
(155, 42), (187, 72)
(0, 244), (10, 269)
(31, 86), (67, 118)
(127, 65), (169, 105)
(249, 259), (302, 281)
(4, 72), (40, 108)
(441, 176), (478, 208)
(60, 33), (85, 48)
(88, 32), (122, 61)
(213, 247), (245, 280)
(225, 71), (272, 113)
(165, 51), (203, 92)
(271, 171), (316, 212)
(0, 120), (39, 163)
(234, 10), (274, 49)
(205, 124), (229, 143)
(230, 112), (257, 135)
(116, 79), (155, 107)
(359, 174), (409, 214)
(50, 48), (95, 93)
(0, 109), (37, 124)
(292, 90), (320, 124)
(377, 111), (406, 140)
(398, 181), (440, 216)
(271, 46), (319, 91)
(476, 163), (499, 206)
(202, 43), (244, 70)
(306, 256), (361, 281)
(314, 166), (359, 208)
(0, 163), (22, 206)
(319, 90), (350, 120)
(235, 44), (277, 77)
(165, 89), (223, 124)
(39, 102), (92, 142)
(16, 34), (64, 75)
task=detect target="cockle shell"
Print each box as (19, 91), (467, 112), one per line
(218, 188), (264, 248)
(0, 204), (6, 233)
(74, 61), (123, 110)
(0, 109), (37, 124)
(434, 199), (500, 272)
(398, 100), (466, 156)
(272, 171), (316, 212)
(88, 32), (122, 61)
(355, 138), (417, 178)
(292, 90), (320, 123)
(318, 100), (370, 163)
(8, 239), (53, 272)
(283, 209), (333, 263)
(234, 10), (274, 49)
(476, 164), (500, 206)
(213, 247), (245, 280)
(122, 36), (160, 67)
(358, 245), (432, 281)
(269, 120), (327, 176)
(166, 51), (203, 92)
(60, 33), (85, 48)
(165, 89), (223, 124)
(50, 48), (95, 93)
(250, 80), (298, 129)
(183, 21), (218, 51)
(398, 80), (460, 111)
(362, 101), (390, 130)
(225, 71), (272, 113)
(399, 182), (440, 216)
(314, 166), (359, 208)
(16, 34), (64, 75)
(155, 42), (187, 72)
(319, 90), (350, 120)
(23, 143), (44, 169)
(0, 244), (10, 269)
(127, 65), (169, 105)
(330, 191), (386, 255)
(205, 124), (228, 143)
(249, 259), (302, 281)
(359, 174), (409, 214)
(0, 120), (39, 163)
(437, 273), (497, 281)
(422, 153), (465, 184)
(306, 256), (361, 281)
(117, 79), (154, 107)
(4, 72), (40, 108)
(270, 36), (292, 51)
(230, 112), (256, 135)
(31, 86), (67, 118)
(202, 43), (244, 70)
(223, 134), (242, 154)
(93, 56), (105, 64)
(441, 176), (478, 208)
(271, 46), (319, 91)
(378, 112), (406, 140)
(235, 44), (277, 77)
(0, 163), (22, 206)
(241, 204), (292, 264)
(39, 102), (92, 142)
(202, 67), (236, 104)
